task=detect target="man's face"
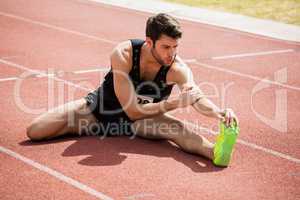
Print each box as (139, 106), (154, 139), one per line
(148, 34), (179, 66)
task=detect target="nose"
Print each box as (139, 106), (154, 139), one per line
(168, 47), (177, 57)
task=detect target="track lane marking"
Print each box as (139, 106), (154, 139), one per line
(212, 49), (295, 60)
(0, 146), (114, 200)
(0, 11), (117, 45)
(0, 67), (110, 83)
(184, 121), (300, 164)
(73, 68), (109, 74)
(192, 60), (300, 92)
(0, 59), (91, 91)
(0, 11), (299, 92)
(0, 77), (18, 82)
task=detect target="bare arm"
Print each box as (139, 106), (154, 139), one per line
(111, 42), (181, 121)
(171, 57), (238, 126)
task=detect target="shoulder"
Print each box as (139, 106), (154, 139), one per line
(110, 40), (133, 72)
(167, 56), (194, 85)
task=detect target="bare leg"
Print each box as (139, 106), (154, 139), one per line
(131, 114), (214, 160)
(26, 98), (97, 141)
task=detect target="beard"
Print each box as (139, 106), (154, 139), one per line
(151, 47), (176, 67)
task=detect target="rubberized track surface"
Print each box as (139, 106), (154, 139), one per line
(0, 0), (299, 199)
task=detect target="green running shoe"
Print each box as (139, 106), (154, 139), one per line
(213, 121), (239, 167)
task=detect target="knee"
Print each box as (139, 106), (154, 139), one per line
(26, 121), (42, 141)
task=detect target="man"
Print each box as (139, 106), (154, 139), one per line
(27, 13), (239, 167)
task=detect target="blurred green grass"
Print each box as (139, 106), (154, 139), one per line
(163, 0), (300, 26)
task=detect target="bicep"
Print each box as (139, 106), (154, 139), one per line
(110, 48), (139, 117)
(173, 64), (198, 91)
(113, 68), (137, 109)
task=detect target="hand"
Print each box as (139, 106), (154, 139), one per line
(220, 108), (239, 127)
(165, 86), (203, 108)
(178, 86), (203, 108)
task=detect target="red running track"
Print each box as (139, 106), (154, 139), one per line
(0, 0), (299, 199)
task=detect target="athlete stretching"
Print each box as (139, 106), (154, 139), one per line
(26, 13), (239, 167)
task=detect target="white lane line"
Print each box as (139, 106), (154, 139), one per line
(0, 10), (299, 92)
(237, 140), (300, 164)
(125, 193), (155, 200)
(192, 60), (300, 92)
(0, 11), (117, 45)
(0, 55), (21, 60)
(0, 146), (113, 200)
(2, 58), (300, 165)
(0, 68), (110, 83)
(73, 68), (110, 74)
(0, 77), (18, 82)
(36, 73), (55, 78)
(211, 49), (295, 60)
(0, 59), (91, 92)
(184, 121), (300, 164)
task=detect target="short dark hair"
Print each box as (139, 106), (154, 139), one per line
(146, 13), (182, 43)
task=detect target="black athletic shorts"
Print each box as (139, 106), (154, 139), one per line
(84, 88), (135, 137)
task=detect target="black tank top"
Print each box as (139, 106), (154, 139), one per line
(98, 39), (174, 122)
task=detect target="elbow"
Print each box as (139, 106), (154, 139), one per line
(126, 111), (142, 121)
(125, 108), (146, 121)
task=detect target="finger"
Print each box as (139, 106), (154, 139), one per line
(229, 112), (234, 127)
(233, 114), (239, 126)
(194, 93), (204, 103)
(219, 110), (226, 122)
(221, 116), (226, 122)
(228, 110), (238, 126)
(227, 111), (233, 127)
(235, 117), (239, 126)
(230, 111), (236, 127)
(234, 117), (239, 127)
(225, 110), (230, 127)
(189, 88), (200, 94)
(188, 91), (201, 101)
(227, 111), (231, 127)
(183, 86), (193, 92)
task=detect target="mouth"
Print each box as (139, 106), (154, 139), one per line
(165, 57), (173, 64)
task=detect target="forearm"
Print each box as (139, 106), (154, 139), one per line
(129, 99), (178, 121)
(192, 97), (223, 120)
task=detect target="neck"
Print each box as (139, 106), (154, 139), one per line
(142, 44), (162, 67)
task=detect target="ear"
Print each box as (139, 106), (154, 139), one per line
(145, 37), (153, 48)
